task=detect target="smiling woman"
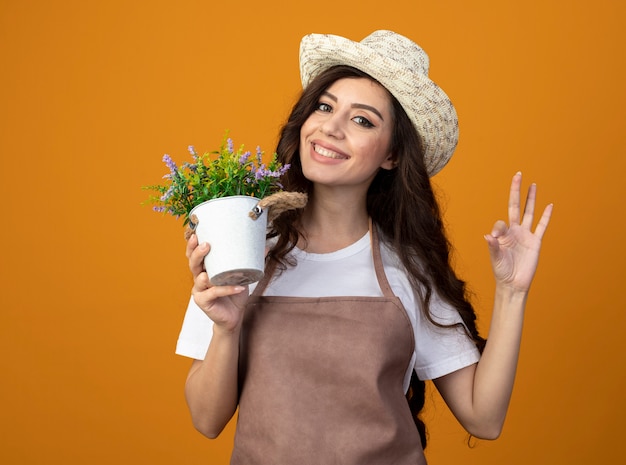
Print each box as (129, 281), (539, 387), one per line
(2, 0), (624, 463)
(299, 77), (396, 190)
(175, 30), (552, 464)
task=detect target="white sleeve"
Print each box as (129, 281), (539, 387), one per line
(175, 296), (214, 360)
(412, 292), (481, 380)
(380, 242), (480, 384)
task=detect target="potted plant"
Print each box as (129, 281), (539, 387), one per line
(143, 133), (306, 286)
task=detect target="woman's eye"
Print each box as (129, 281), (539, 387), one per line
(317, 102), (332, 112)
(353, 116), (374, 128)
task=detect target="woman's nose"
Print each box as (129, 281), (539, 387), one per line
(319, 114), (344, 138)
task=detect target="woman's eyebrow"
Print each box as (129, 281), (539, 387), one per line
(352, 103), (384, 121)
(322, 91), (385, 121)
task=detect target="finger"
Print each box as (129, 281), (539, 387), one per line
(189, 242), (210, 277)
(508, 171), (523, 225)
(192, 271), (211, 292)
(206, 285), (247, 298)
(185, 233), (198, 259)
(490, 219), (508, 239)
(533, 203), (553, 239)
(194, 284), (247, 306)
(521, 183), (537, 229)
(483, 231), (503, 264)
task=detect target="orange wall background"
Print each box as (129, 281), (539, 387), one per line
(1, 1), (624, 463)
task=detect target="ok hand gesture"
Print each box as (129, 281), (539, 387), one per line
(484, 172), (553, 293)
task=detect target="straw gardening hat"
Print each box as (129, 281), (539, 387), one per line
(299, 30), (459, 176)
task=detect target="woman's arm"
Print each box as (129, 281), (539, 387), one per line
(433, 288), (527, 439)
(434, 172), (553, 439)
(184, 326), (241, 438)
(183, 234), (249, 438)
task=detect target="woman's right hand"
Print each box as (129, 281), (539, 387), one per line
(186, 233), (249, 333)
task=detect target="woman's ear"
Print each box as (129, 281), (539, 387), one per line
(380, 153), (397, 170)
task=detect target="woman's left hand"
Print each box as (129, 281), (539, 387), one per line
(484, 172), (553, 293)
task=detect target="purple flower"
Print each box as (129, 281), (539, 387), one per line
(256, 146), (263, 165)
(239, 151), (251, 165)
(160, 185), (175, 201)
(279, 164), (291, 175)
(162, 154), (178, 174)
(255, 165), (268, 180)
(187, 145), (196, 156)
(227, 138), (234, 154)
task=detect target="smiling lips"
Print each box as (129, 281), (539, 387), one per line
(313, 143), (349, 160)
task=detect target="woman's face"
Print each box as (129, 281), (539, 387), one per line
(299, 77), (395, 191)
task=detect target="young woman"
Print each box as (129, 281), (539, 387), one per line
(175, 30), (553, 464)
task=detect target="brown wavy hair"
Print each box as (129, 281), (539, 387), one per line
(267, 65), (486, 448)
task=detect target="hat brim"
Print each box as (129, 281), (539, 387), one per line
(299, 33), (458, 176)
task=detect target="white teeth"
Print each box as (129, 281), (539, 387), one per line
(314, 144), (347, 159)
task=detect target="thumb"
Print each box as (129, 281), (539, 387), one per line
(484, 220), (507, 260)
(490, 219), (508, 238)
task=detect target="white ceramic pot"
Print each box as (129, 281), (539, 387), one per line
(189, 196), (267, 286)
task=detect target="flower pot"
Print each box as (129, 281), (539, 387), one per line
(189, 196), (267, 286)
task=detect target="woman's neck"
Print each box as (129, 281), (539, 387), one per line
(297, 186), (370, 253)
